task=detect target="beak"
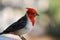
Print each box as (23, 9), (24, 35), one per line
(36, 13), (39, 16)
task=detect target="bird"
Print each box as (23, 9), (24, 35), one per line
(0, 8), (39, 40)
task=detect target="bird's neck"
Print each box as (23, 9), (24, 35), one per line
(27, 14), (35, 26)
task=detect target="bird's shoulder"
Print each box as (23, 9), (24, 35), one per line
(9, 14), (28, 30)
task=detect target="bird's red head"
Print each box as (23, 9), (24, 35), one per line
(26, 8), (39, 26)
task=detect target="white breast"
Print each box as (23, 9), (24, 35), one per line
(16, 17), (33, 35)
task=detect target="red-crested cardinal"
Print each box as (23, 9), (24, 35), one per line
(0, 8), (39, 36)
